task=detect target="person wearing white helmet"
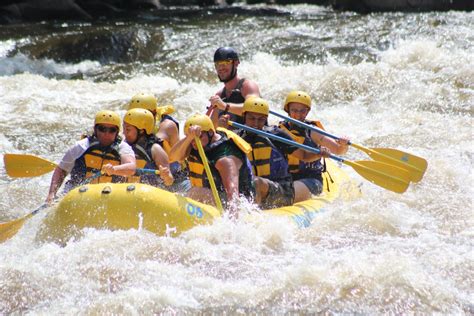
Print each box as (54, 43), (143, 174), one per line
(46, 110), (136, 204)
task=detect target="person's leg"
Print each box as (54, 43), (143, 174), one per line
(253, 176), (269, 205)
(293, 180), (312, 203)
(293, 178), (323, 203)
(261, 179), (294, 209)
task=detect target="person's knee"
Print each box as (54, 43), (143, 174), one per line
(293, 181), (312, 203)
(253, 177), (269, 203)
(293, 178), (323, 203)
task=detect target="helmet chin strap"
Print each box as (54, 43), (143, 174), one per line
(219, 64), (237, 83)
(131, 128), (145, 145)
(203, 131), (214, 149)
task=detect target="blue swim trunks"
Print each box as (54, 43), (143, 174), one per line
(298, 178), (323, 195)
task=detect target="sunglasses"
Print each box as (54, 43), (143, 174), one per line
(214, 60), (233, 67)
(96, 125), (118, 134)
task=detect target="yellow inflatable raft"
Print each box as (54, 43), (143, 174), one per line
(38, 160), (350, 242)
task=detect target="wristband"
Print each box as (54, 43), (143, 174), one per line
(223, 103), (230, 114)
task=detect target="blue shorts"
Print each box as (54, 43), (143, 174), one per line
(298, 178), (323, 195)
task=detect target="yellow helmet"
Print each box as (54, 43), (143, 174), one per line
(94, 110), (121, 128)
(123, 108), (155, 135)
(242, 97), (269, 116)
(284, 90), (311, 113)
(128, 93), (157, 113)
(184, 114), (215, 135)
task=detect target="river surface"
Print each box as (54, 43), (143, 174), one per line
(0, 5), (473, 314)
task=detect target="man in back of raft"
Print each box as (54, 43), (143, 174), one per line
(46, 110), (136, 204)
(208, 47), (261, 127)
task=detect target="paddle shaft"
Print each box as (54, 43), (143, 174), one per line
(269, 110), (349, 144)
(229, 121), (411, 193)
(270, 109), (427, 182)
(194, 137), (224, 212)
(136, 168), (160, 175)
(229, 121), (345, 163)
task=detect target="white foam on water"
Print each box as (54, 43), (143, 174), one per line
(0, 53), (101, 77)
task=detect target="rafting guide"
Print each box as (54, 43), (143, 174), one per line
(209, 47), (261, 128)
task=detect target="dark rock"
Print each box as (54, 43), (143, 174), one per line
(0, 0), (471, 24)
(1, 0), (92, 23)
(274, 0), (330, 4)
(11, 27), (163, 64)
(331, 0), (474, 12)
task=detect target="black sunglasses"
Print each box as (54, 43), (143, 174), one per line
(96, 125), (118, 134)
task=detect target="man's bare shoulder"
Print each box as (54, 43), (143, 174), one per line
(241, 79), (261, 97)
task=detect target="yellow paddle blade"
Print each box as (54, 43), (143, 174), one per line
(344, 160), (411, 194)
(0, 204), (49, 243)
(4, 154), (57, 178)
(351, 144), (427, 183)
(0, 214), (31, 242)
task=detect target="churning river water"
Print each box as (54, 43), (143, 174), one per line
(0, 5), (473, 314)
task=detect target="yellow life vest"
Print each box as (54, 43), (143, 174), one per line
(80, 139), (122, 184)
(247, 140), (272, 178)
(126, 137), (157, 184)
(153, 110), (187, 173)
(161, 139), (172, 156)
(244, 127), (291, 181)
(188, 127), (251, 188)
(279, 120), (325, 175)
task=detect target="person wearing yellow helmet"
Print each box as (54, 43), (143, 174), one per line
(128, 93), (180, 153)
(169, 114), (254, 217)
(46, 110), (136, 204)
(122, 108), (174, 187)
(208, 47), (261, 128)
(128, 92), (189, 192)
(279, 90), (349, 201)
(220, 97), (329, 208)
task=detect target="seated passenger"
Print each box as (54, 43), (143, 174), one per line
(219, 97), (330, 208)
(128, 92), (190, 192)
(279, 91), (349, 201)
(128, 93), (179, 150)
(169, 114), (254, 218)
(46, 110), (136, 204)
(123, 108), (174, 187)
